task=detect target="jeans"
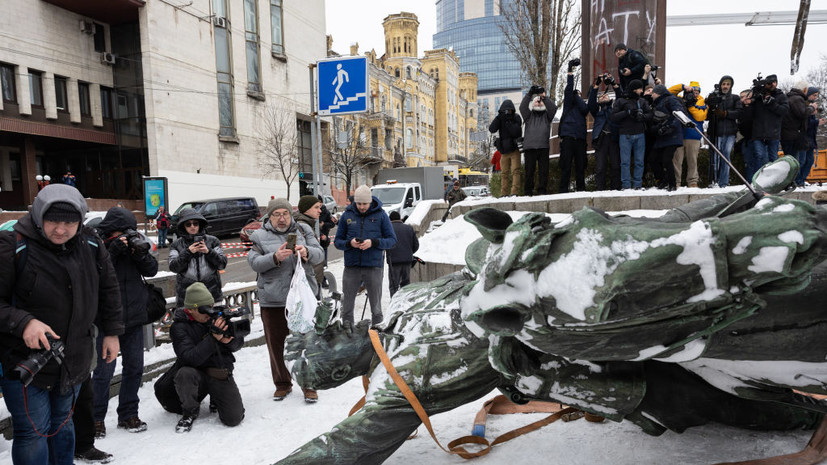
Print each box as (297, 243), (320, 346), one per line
(157, 228), (168, 247)
(92, 325), (144, 422)
(752, 139), (780, 173)
(714, 135), (736, 187)
(742, 139), (756, 183)
(0, 377), (80, 465)
(798, 148), (816, 185)
(619, 133), (645, 188)
(781, 139), (809, 185)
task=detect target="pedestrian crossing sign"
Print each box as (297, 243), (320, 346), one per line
(317, 56), (369, 116)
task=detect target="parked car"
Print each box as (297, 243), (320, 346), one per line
(462, 186), (490, 197)
(240, 214), (266, 243)
(84, 212), (159, 258)
(170, 197), (259, 240)
(322, 195), (338, 214)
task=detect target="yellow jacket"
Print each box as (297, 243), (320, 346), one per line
(668, 83), (708, 122)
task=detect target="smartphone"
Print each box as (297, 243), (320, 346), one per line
(285, 233), (297, 250)
(355, 238), (363, 243)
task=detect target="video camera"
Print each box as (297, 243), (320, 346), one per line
(751, 73), (772, 103)
(199, 305), (251, 339)
(13, 334), (65, 387)
(121, 228), (150, 255)
(706, 84), (723, 110)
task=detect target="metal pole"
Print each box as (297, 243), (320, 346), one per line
(316, 115), (323, 195)
(309, 64), (319, 196)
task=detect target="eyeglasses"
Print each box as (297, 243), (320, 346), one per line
(270, 211), (291, 219)
(184, 221), (200, 227)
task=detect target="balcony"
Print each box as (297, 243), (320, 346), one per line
(42, 0), (144, 24)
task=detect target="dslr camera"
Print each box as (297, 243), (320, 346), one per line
(13, 334), (65, 387)
(122, 228), (150, 255)
(567, 58), (581, 72)
(649, 64), (660, 71)
(529, 84), (545, 96)
(199, 305), (251, 339)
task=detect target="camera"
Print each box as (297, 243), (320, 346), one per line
(751, 73), (770, 100)
(516, 136), (525, 153)
(567, 58), (581, 72)
(199, 305), (251, 339)
(122, 228), (150, 255)
(650, 64), (660, 71)
(529, 85), (545, 96)
(13, 334), (65, 387)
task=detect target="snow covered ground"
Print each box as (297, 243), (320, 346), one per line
(1, 197), (823, 464)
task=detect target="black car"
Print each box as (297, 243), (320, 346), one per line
(170, 197), (259, 239)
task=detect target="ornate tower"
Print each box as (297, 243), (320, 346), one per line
(383, 12), (419, 59)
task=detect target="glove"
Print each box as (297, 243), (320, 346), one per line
(763, 95), (774, 105)
(604, 75), (616, 86)
(108, 237), (128, 257)
(714, 108), (727, 118)
(567, 58), (581, 72)
(594, 76), (602, 87)
(632, 109), (646, 122)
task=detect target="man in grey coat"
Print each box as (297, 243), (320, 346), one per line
(520, 84), (558, 195)
(247, 198), (324, 403)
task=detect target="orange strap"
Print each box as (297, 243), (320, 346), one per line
(366, 329), (578, 459)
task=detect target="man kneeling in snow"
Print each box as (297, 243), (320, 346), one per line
(154, 282), (245, 432)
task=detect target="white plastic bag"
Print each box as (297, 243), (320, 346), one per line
(285, 256), (318, 333)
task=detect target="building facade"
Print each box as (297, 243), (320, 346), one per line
(0, 0), (326, 212)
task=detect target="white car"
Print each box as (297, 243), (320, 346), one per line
(461, 186), (490, 197)
(322, 195), (338, 214)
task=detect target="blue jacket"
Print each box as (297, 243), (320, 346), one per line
(559, 74), (588, 139)
(587, 88), (619, 142)
(334, 197), (397, 268)
(652, 94), (687, 149)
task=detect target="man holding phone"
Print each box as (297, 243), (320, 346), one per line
(247, 198), (323, 403)
(169, 208), (227, 307)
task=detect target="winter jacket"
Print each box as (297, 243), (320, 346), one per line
(334, 197), (397, 268)
(386, 220), (419, 266)
(488, 100), (523, 154)
(97, 207), (159, 330)
(247, 218), (322, 307)
(559, 74), (588, 140)
(446, 187), (467, 206)
(668, 84), (707, 141)
(318, 205), (336, 249)
(750, 87), (789, 140)
(587, 88), (619, 142)
(610, 94), (650, 135)
(170, 308), (243, 372)
(154, 210), (171, 230)
(651, 93), (686, 149)
(808, 114), (820, 150)
(706, 76), (743, 137)
(617, 48), (648, 90)
(519, 92), (557, 150)
(781, 88), (812, 143)
(0, 185), (123, 392)
(739, 101), (755, 140)
(293, 211), (326, 295)
(168, 208), (227, 306)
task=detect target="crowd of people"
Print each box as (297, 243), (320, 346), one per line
(490, 43), (824, 196)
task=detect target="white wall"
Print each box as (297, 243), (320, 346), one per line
(159, 169), (297, 212)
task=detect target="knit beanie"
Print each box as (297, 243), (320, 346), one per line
(689, 81), (701, 92)
(43, 202), (82, 223)
(807, 86), (820, 97)
(652, 84), (669, 97)
(266, 198), (293, 217)
(184, 282), (214, 310)
(298, 195), (320, 214)
(627, 80), (644, 92)
(766, 74), (778, 83)
(614, 43), (627, 52)
(354, 185), (372, 203)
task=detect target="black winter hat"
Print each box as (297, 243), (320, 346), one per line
(614, 43), (627, 52)
(389, 211), (401, 221)
(98, 207), (137, 236)
(628, 80), (644, 92)
(43, 202), (82, 223)
(298, 195), (320, 214)
(765, 74), (778, 83)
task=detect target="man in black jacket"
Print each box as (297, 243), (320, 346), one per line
(706, 76), (743, 187)
(781, 81), (815, 182)
(155, 282), (244, 433)
(488, 99), (523, 196)
(611, 79), (651, 189)
(559, 62), (589, 193)
(168, 208), (228, 306)
(90, 207), (159, 438)
(749, 74), (789, 171)
(615, 43), (648, 93)
(0, 184), (123, 465)
(588, 73), (622, 190)
(386, 211), (419, 297)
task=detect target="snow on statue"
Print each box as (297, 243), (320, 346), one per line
(277, 156), (827, 465)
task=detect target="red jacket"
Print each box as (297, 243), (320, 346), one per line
(491, 150), (502, 171)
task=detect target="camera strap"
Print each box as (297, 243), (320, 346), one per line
(22, 382), (78, 438)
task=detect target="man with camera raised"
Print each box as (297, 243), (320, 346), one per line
(169, 208), (227, 306)
(668, 81), (708, 188)
(90, 207), (158, 439)
(559, 58), (589, 193)
(748, 74), (789, 171)
(154, 282), (244, 433)
(588, 72), (622, 190)
(519, 82), (558, 196)
(0, 184), (123, 465)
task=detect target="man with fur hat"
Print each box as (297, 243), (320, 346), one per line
(748, 73), (789, 172)
(519, 84), (558, 195)
(155, 282), (245, 433)
(90, 207), (159, 439)
(168, 208), (227, 306)
(611, 79), (651, 189)
(668, 81), (708, 188)
(247, 198), (324, 402)
(334, 185), (397, 326)
(0, 184), (123, 464)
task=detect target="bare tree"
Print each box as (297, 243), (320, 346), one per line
(498, 0), (581, 102)
(257, 102), (300, 201)
(329, 120), (375, 195)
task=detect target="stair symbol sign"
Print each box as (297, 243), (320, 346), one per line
(329, 92), (367, 111)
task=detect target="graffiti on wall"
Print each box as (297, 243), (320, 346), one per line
(588, 0), (659, 81)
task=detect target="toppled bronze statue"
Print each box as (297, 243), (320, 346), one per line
(276, 157), (827, 465)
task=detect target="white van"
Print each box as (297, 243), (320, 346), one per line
(371, 181), (422, 220)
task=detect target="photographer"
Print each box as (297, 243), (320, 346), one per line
(519, 83), (558, 196)
(488, 99), (523, 196)
(650, 85), (689, 191)
(801, 87), (824, 185)
(614, 43), (648, 93)
(706, 76), (743, 187)
(0, 184), (123, 464)
(611, 79), (651, 190)
(749, 74), (789, 170)
(781, 81), (815, 183)
(155, 282), (244, 433)
(168, 208), (227, 306)
(558, 59), (589, 193)
(588, 72), (621, 190)
(668, 82), (708, 188)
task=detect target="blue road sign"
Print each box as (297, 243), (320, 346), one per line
(317, 56), (369, 116)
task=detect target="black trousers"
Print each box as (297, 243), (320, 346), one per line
(559, 137), (587, 193)
(156, 365), (244, 426)
(388, 263), (411, 297)
(652, 145), (679, 188)
(594, 133), (621, 190)
(523, 148), (550, 196)
(73, 376), (95, 453)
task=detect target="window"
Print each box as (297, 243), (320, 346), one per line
(100, 86), (113, 119)
(270, 0), (284, 57)
(54, 75), (68, 111)
(214, 0), (236, 138)
(78, 82), (91, 116)
(406, 128), (413, 148)
(406, 66), (411, 79)
(243, 0), (261, 94)
(1, 63), (16, 103)
(28, 70), (43, 107)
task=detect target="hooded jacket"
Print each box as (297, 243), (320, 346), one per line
(488, 100), (523, 154)
(97, 207), (159, 329)
(334, 197), (397, 268)
(781, 87), (813, 143)
(617, 48), (648, 91)
(519, 92), (558, 150)
(749, 86), (789, 140)
(707, 76), (743, 137)
(170, 307), (243, 372)
(0, 184), (124, 392)
(651, 93), (687, 149)
(168, 208), (227, 306)
(587, 88), (619, 142)
(668, 83), (708, 141)
(610, 93), (650, 135)
(247, 217), (323, 307)
(559, 74), (589, 139)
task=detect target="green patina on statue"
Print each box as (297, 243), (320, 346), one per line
(276, 157), (827, 465)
